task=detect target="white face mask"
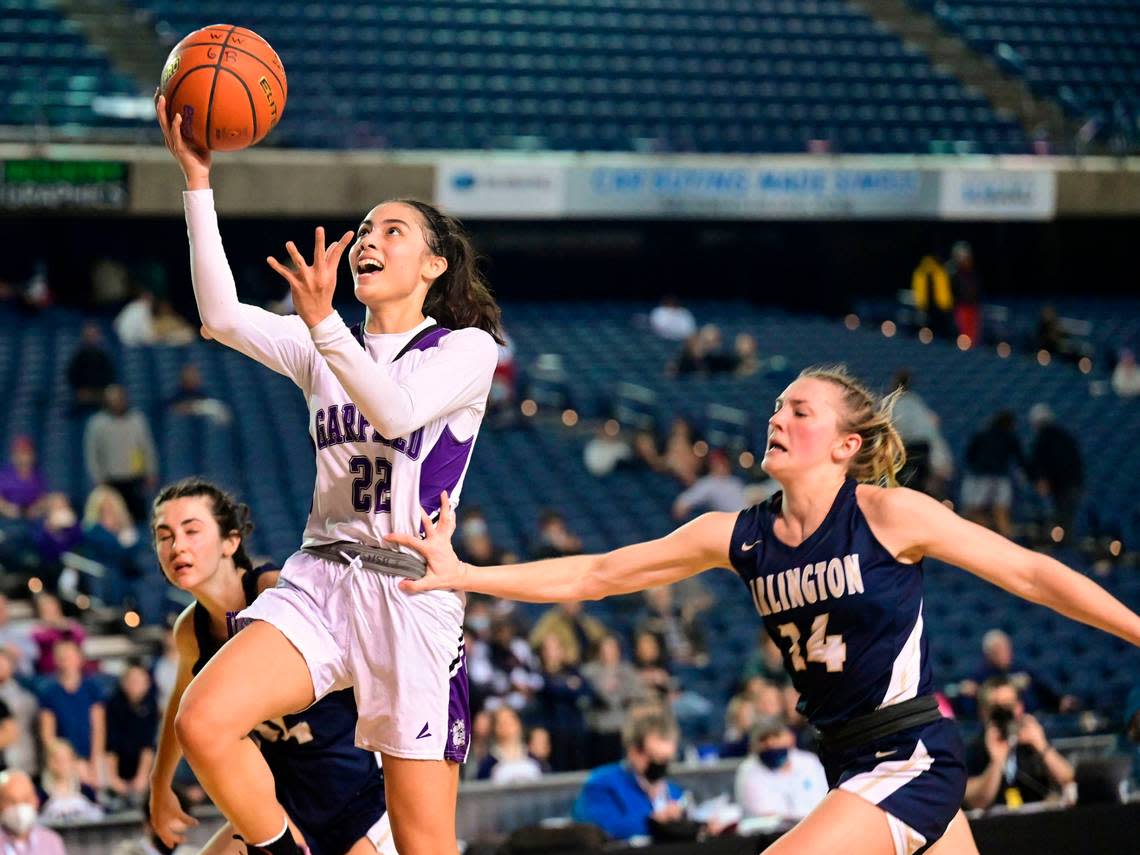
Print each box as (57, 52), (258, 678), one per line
(1, 803), (37, 836)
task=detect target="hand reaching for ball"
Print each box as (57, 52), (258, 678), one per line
(155, 94), (211, 191)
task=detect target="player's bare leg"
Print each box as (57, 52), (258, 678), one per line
(925, 811), (980, 855)
(381, 754), (460, 855)
(175, 620), (315, 847)
(761, 790), (898, 855)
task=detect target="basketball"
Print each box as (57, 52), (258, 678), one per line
(158, 24), (287, 152)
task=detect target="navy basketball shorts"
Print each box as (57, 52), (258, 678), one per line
(821, 717), (967, 855)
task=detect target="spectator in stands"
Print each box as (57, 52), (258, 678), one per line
(66, 321), (117, 418)
(1034, 305), (1066, 357)
(79, 486), (163, 625)
(720, 695), (757, 759)
(649, 295), (697, 342)
(583, 422), (633, 477)
(961, 410), (1025, 538)
(734, 714), (828, 822)
(890, 370), (953, 497)
(961, 629), (1077, 714)
(37, 739), (103, 824)
(487, 328), (518, 426)
(113, 291), (156, 347)
(1028, 404), (1084, 541)
(29, 594), (85, 677)
(964, 676), (1073, 810)
(662, 418), (701, 486)
(83, 385), (157, 524)
(0, 653), (36, 774)
(104, 663), (157, 808)
(527, 509), (583, 560)
(150, 625), (178, 711)
(733, 333), (761, 378)
(30, 495), (82, 594)
(476, 706), (544, 784)
(455, 508), (515, 568)
(947, 240), (982, 344)
(527, 726), (553, 774)
(1111, 348), (1140, 397)
(0, 436), (49, 521)
(528, 600), (607, 668)
(672, 450), (747, 519)
(462, 710), (492, 782)
(36, 640), (104, 786)
(532, 634), (594, 772)
(740, 633), (791, 688)
(632, 631), (675, 702)
(150, 300), (195, 346)
(165, 363), (231, 426)
(0, 596), (36, 676)
(632, 429), (668, 475)
(911, 254), (954, 337)
(487, 618), (542, 712)
(581, 634), (648, 767)
(0, 769), (65, 855)
(636, 585), (709, 667)
(668, 333), (708, 377)
(572, 707), (686, 841)
(698, 325), (738, 374)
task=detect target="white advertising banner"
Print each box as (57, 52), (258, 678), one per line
(435, 160), (566, 218)
(938, 169), (1057, 220)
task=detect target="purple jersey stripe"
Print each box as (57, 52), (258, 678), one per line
(404, 327), (450, 354)
(419, 423), (475, 516)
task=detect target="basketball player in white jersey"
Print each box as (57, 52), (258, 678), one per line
(157, 98), (502, 855)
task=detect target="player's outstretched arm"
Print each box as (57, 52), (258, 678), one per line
(389, 491), (735, 602)
(866, 487), (1140, 647)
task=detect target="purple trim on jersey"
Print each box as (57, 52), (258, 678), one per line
(403, 326), (450, 354)
(419, 424), (474, 517)
(445, 653), (471, 763)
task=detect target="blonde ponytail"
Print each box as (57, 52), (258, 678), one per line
(799, 365), (907, 487)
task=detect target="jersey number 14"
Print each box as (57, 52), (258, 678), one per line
(777, 613), (847, 673)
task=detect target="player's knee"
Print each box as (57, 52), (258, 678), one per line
(174, 688), (227, 758)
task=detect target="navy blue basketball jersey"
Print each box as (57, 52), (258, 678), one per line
(729, 479), (932, 728)
(191, 564), (384, 850)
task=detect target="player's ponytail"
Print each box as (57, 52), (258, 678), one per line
(152, 477), (255, 570)
(800, 365), (907, 487)
(394, 199), (505, 345)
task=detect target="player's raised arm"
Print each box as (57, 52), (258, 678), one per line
(865, 486), (1140, 646)
(389, 492), (736, 602)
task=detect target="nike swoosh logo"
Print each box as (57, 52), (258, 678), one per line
(741, 541), (759, 552)
(875, 750), (897, 759)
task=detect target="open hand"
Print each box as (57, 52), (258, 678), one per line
(155, 94), (211, 190)
(386, 491), (468, 594)
(149, 785), (198, 849)
(266, 226), (354, 328)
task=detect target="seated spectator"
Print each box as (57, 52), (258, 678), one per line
(890, 370), (953, 497)
(151, 300), (195, 346)
(0, 596), (36, 677)
(476, 707), (545, 784)
(83, 385), (158, 524)
(0, 653), (36, 774)
(36, 640), (104, 785)
(649, 295), (697, 342)
(632, 631), (675, 702)
(532, 635), (595, 772)
(486, 618), (543, 712)
(720, 695), (757, 759)
(37, 739), (103, 824)
(463, 710), (493, 782)
(113, 291), (156, 347)
(1111, 348), (1140, 397)
(662, 419), (701, 486)
(1028, 403), (1083, 541)
(0, 769), (66, 854)
(527, 726), (553, 774)
(961, 629), (1077, 714)
(698, 325), (737, 374)
(672, 450), (747, 519)
(964, 677), (1074, 809)
(29, 495), (82, 593)
(961, 410), (1025, 538)
(165, 364), (231, 426)
(733, 333), (761, 378)
(740, 633), (792, 688)
(637, 585), (709, 667)
(581, 635), (648, 767)
(734, 715), (828, 821)
(0, 437), (49, 521)
(29, 594), (86, 677)
(455, 508), (515, 567)
(668, 334), (707, 377)
(583, 423), (633, 478)
(79, 486), (162, 625)
(529, 601), (607, 669)
(572, 707), (686, 841)
(104, 663), (157, 807)
(66, 322), (116, 416)
(527, 510), (583, 560)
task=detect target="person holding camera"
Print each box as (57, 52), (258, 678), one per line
(963, 676), (1073, 809)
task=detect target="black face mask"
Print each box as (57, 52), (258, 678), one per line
(643, 759), (670, 783)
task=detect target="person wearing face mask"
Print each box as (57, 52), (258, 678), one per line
(0, 769), (65, 855)
(734, 714), (828, 822)
(571, 707), (687, 841)
(963, 676), (1073, 810)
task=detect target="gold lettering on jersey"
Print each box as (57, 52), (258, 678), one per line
(747, 553), (865, 617)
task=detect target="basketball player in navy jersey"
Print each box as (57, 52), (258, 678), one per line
(158, 99), (502, 855)
(149, 479), (395, 855)
(393, 365), (1140, 855)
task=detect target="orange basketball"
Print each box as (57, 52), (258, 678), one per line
(159, 24), (287, 152)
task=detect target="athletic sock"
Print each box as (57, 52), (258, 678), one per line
(237, 818), (304, 855)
